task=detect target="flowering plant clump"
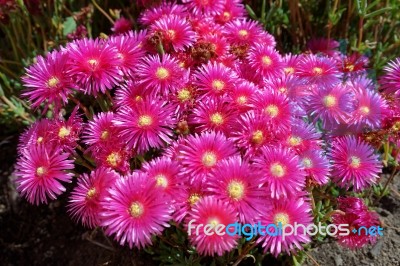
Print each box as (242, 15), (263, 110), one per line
(15, 0), (400, 264)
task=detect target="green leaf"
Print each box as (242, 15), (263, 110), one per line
(245, 5), (258, 20)
(63, 16), (77, 36)
(365, 7), (392, 19)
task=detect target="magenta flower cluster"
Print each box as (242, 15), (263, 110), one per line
(16, 0), (399, 258)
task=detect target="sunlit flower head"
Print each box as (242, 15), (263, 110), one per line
(207, 156), (267, 223)
(113, 98), (176, 154)
(330, 136), (382, 191)
(15, 145), (74, 205)
(67, 38), (123, 95)
(101, 172), (172, 249)
(253, 146), (305, 199)
(68, 167), (119, 228)
(185, 196), (239, 256)
(180, 131), (237, 178)
(22, 50), (74, 111)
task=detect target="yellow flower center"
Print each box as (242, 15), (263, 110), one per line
(274, 212), (290, 226)
(350, 156), (361, 168)
(284, 67), (295, 74)
(302, 157), (313, 168)
(37, 136), (43, 144)
(138, 115), (153, 127)
(270, 163), (285, 178)
(129, 202), (144, 218)
(212, 79), (225, 91)
(265, 104), (279, 118)
(202, 151), (217, 168)
(223, 11), (231, 20)
(238, 29), (249, 38)
(47, 77), (59, 88)
(177, 88), (191, 102)
(155, 67), (169, 80)
(227, 181), (245, 200)
(323, 95), (337, 108)
(135, 95), (142, 102)
(312, 67), (323, 75)
(155, 174), (168, 188)
(88, 59), (98, 69)
(36, 166), (46, 176)
(288, 136), (302, 146)
(100, 130), (109, 140)
(188, 193), (201, 206)
(262, 56), (272, 66)
(345, 64), (355, 72)
(210, 112), (224, 125)
(359, 106), (370, 115)
(237, 95), (247, 105)
(252, 130), (264, 145)
(279, 87), (287, 94)
(106, 152), (120, 167)
(207, 217), (220, 228)
(58, 126), (71, 138)
(86, 187), (97, 199)
(167, 29), (176, 40)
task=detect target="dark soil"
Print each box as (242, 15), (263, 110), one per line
(1, 134), (399, 266)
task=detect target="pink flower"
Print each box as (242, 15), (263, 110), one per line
(227, 80), (258, 113)
(247, 44), (283, 80)
(194, 61), (239, 98)
(113, 98), (176, 154)
(18, 119), (53, 151)
(108, 34), (145, 78)
(185, 196), (239, 256)
(214, 0), (245, 24)
(229, 111), (274, 156)
(306, 83), (355, 127)
(251, 91), (292, 133)
(15, 145), (74, 205)
(141, 156), (183, 200)
(207, 156), (268, 223)
(22, 50), (74, 111)
(136, 54), (186, 96)
(67, 38), (123, 95)
(139, 2), (188, 26)
(95, 144), (130, 173)
(296, 54), (341, 86)
(283, 119), (321, 153)
(111, 17), (132, 34)
(223, 19), (263, 46)
(173, 180), (209, 223)
(299, 149), (330, 186)
(189, 97), (237, 135)
(113, 81), (149, 110)
(253, 146), (305, 199)
(349, 78), (388, 129)
(50, 108), (82, 152)
(330, 136), (381, 191)
(150, 15), (196, 52)
(180, 131), (237, 179)
(100, 172), (172, 249)
(380, 57), (400, 96)
(82, 112), (121, 149)
(332, 197), (381, 248)
(257, 197), (313, 257)
(68, 167), (119, 228)
(183, 0), (225, 16)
